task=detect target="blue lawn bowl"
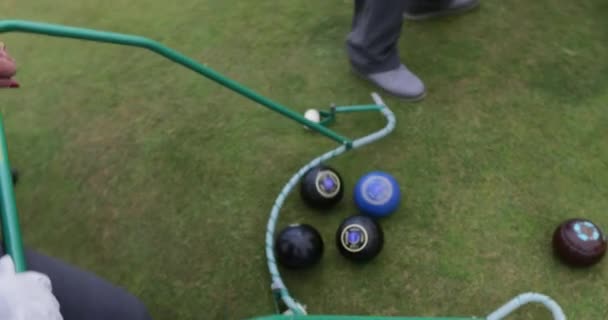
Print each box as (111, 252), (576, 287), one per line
(353, 171), (401, 218)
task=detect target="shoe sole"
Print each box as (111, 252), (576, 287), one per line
(350, 68), (427, 102)
(403, 1), (480, 21)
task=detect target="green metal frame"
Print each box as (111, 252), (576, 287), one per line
(0, 116), (25, 271)
(0, 20), (352, 146)
(0, 19), (567, 320)
(0, 19), (364, 273)
(249, 316), (479, 320)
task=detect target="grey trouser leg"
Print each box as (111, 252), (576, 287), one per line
(1, 246), (152, 320)
(347, 0), (409, 74)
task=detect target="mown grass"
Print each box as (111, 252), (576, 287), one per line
(1, 0), (607, 319)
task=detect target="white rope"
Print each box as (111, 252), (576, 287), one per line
(264, 92), (395, 315)
(487, 292), (566, 320)
(263, 94), (568, 320)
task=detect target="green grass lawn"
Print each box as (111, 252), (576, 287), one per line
(1, 0), (608, 319)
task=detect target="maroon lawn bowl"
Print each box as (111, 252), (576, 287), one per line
(552, 218), (607, 267)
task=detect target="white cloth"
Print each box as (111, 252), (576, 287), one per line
(0, 255), (63, 320)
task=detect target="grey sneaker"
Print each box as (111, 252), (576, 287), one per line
(403, 0), (480, 21)
(353, 64), (426, 101)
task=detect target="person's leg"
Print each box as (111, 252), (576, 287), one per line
(351, 0), (365, 30)
(403, 0), (480, 21)
(347, 0), (407, 75)
(1, 246), (152, 320)
(346, 0), (426, 100)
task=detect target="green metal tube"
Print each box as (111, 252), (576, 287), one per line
(249, 316), (482, 320)
(334, 105), (383, 113)
(0, 19), (352, 146)
(0, 116), (26, 272)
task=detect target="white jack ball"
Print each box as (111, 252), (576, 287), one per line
(303, 109), (321, 130)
